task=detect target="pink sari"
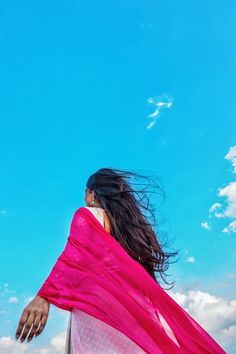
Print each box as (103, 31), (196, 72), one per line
(37, 207), (226, 354)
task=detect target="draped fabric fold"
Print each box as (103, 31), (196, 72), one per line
(37, 207), (226, 354)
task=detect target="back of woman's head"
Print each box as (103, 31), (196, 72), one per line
(86, 167), (179, 289)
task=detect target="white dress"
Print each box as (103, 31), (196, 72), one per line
(64, 207), (146, 354)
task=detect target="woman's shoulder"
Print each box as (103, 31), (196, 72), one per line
(71, 206), (104, 228)
(85, 206), (106, 210)
(75, 206), (105, 220)
(84, 207), (105, 226)
(76, 206), (104, 212)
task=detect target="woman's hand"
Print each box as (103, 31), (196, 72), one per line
(15, 295), (50, 343)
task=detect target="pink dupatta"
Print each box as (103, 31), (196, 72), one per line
(37, 207), (226, 354)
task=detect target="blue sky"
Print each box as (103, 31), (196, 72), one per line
(0, 0), (235, 353)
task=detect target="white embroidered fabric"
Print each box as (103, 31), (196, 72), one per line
(65, 207), (146, 354)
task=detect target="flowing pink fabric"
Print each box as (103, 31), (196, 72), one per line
(37, 207), (226, 354)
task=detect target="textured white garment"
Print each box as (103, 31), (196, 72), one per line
(64, 207), (146, 354)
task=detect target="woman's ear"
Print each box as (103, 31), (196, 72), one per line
(92, 190), (96, 200)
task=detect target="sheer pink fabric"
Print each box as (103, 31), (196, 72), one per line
(70, 308), (146, 353)
(37, 206), (226, 354)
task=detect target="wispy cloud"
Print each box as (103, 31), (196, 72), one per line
(201, 221), (210, 230)
(186, 256), (196, 263)
(209, 203), (224, 218)
(208, 146), (236, 233)
(0, 209), (7, 215)
(146, 94), (173, 130)
(225, 146), (236, 173)
(7, 297), (19, 304)
(222, 220), (236, 234)
(0, 283), (16, 298)
(217, 182), (236, 219)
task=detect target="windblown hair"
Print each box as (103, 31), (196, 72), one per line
(86, 167), (179, 290)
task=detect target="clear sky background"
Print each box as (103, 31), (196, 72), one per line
(0, 1), (235, 353)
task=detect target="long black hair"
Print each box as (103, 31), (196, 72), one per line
(86, 167), (179, 290)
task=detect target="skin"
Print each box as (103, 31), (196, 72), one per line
(84, 186), (99, 207)
(15, 296), (50, 343)
(15, 186), (110, 344)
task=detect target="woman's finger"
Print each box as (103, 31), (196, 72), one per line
(26, 314), (42, 342)
(34, 313), (48, 337)
(18, 312), (35, 342)
(15, 308), (30, 339)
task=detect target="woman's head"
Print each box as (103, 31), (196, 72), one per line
(85, 167), (179, 289)
(84, 168), (127, 208)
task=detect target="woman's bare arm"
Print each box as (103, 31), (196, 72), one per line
(15, 295), (50, 343)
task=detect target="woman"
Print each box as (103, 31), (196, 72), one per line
(15, 168), (226, 353)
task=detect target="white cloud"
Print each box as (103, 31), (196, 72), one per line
(8, 297), (19, 304)
(0, 283), (16, 297)
(0, 209), (7, 214)
(0, 336), (28, 354)
(225, 145), (236, 173)
(208, 146), (236, 234)
(169, 289), (236, 353)
(220, 324), (236, 350)
(217, 182), (236, 218)
(209, 202), (224, 218)
(222, 220), (236, 234)
(147, 121), (156, 130)
(0, 331), (67, 354)
(50, 331), (66, 351)
(186, 256), (196, 263)
(201, 221), (210, 230)
(146, 94), (173, 129)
